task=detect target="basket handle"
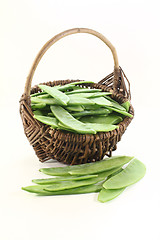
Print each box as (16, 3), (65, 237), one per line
(24, 28), (119, 97)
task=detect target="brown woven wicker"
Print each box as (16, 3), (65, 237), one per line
(20, 28), (134, 165)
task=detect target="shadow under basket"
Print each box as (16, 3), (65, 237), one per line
(19, 28), (134, 165)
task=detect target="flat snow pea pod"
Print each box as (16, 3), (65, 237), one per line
(121, 101), (130, 112)
(31, 97), (60, 105)
(69, 156), (134, 176)
(103, 158), (146, 189)
(30, 91), (47, 97)
(80, 114), (123, 125)
(91, 97), (113, 106)
(39, 157), (130, 177)
(68, 95), (95, 106)
(58, 122), (92, 134)
(69, 80), (94, 85)
(31, 96), (92, 107)
(34, 115), (58, 128)
(66, 88), (102, 94)
(66, 92), (111, 99)
(105, 106), (133, 118)
(31, 103), (47, 109)
(65, 105), (84, 112)
(105, 96), (126, 111)
(44, 169), (120, 192)
(22, 184), (102, 195)
(40, 164), (84, 176)
(50, 106), (96, 134)
(32, 174), (98, 185)
(33, 110), (43, 115)
(71, 108), (110, 117)
(38, 85), (69, 106)
(56, 81), (94, 92)
(37, 93), (51, 98)
(98, 187), (125, 202)
(85, 123), (118, 132)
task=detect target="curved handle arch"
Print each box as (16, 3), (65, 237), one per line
(24, 28), (119, 96)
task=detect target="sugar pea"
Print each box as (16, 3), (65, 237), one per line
(105, 106), (133, 118)
(50, 105), (96, 134)
(32, 174), (98, 185)
(68, 95), (95, 106)
(44, 168), (121, 192)
(105, 96), (126, 111)
(38, 85), (69, 106)
(31, 96), (95, 106)
(66, 88), (102, 94)
(80, 114), (123, 125)
(22, 184), (102, 195)
(65, 92), (111, 99)
(57, 122), (83, 133)
(85, 123), (118, 132)
(39, 156), (131, 177)
(103, 159), (146, 189)
(31, 103), (47, 109)
(91, 97), (113, 106)
(30, 91), (47, 97)
(65, 105), (84, 112)
(69, 156), (134, 176)
(37, 93), (51, 98)
(121, 101), (130, 112)
(32, 110), (43, 115)
(56, 81), (94, 92)
(71, 108), (110, 117)
(98, 188), (125, 202)
(34, 115), (58, 128)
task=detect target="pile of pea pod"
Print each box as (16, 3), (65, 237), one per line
(30, 81), (133, 134)
(22, 156), (146, 202)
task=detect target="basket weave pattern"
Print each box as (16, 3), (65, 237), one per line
(19, 28), (134, 165)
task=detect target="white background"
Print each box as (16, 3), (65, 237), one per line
(1, 0), (160, 239)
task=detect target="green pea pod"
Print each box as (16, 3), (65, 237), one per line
(121, 101), (130, 112)
(105, 106), (133, 118)
(30, 91), (47, 97)
(66, 88), (102, 94)
(65, 105), (84, 112)
(31, 96), (95, 106)
(85, 123), (118, 132)
(32, 110), (43, 115)
(98, 188), (125, 202)
(32, 174), (98, 185)
(34, 115), (58, 128)
(105, 96), (126, 111)
(31, 103), (47, 109)
(80, 114), (123, 125)
(68, 95), (95, 106)
(71, 108), (110, 117)
(22, 184), (102, 195)
(68, 80), (94, 85)
(91, 97), (113, 106)
(58, 122), (89, 134)
(38, 85), (69, 106)
(50, 105), (96, 134)
(37, 93), (51, 98)
(69, 156), (134, 176)
(40, 156), (133, 176)
(44, 168), (121, 192)
(65, 92), (111, 99)
(56, 81), (94, 92)
(103, 159), (146, 189)
(31, 97), (59, 105)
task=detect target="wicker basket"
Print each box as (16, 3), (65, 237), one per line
(20, 28), (134, 165)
